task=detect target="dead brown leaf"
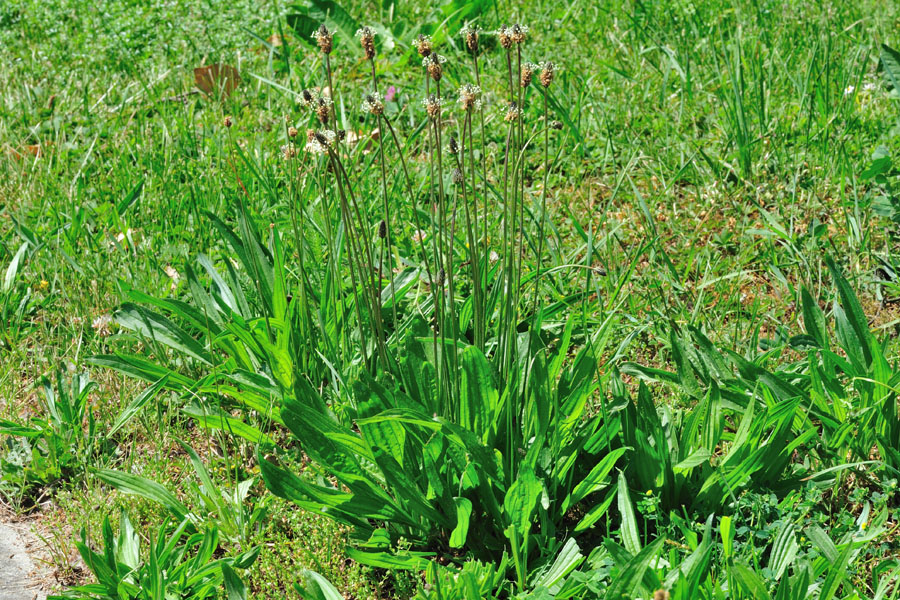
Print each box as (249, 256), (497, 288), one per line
(193, 63), (241, 98)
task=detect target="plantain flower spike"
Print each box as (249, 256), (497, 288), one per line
(540, 61), (556, 88)
(423, 95), (444, 120)
(312, 24), (333, 54)
(423, 53), (446, 82)
(510, 23), (529, 45)
(504, 101), (521, 122)
(498, 25), (513, 49)
(414, 34), (433, 58)
(456, 83), (481, 112)
(460, 23), (480, 54)
(356, 26), (377, 60)
(362, 93), (384, 116)
(521, 62), (538, 88)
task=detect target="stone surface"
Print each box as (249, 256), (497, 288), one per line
(0, 521), (48, 600)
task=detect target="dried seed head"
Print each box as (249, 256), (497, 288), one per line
(540, 61), (555, 88)
(498, 25), (513, 49)
(281, 143), (298, 160)
(521, 62), (538, 88)
(356, 26), (377, 60)
(287, 126), (299, 138)
(414, 34), (433, 57)
(510, 23), (529, 44)
(378, 219), (387, 239)
(504, 101), (521, 122)
(337, 129), (347, 141)
(423, 53), (446, 82)
(436, 268), (446, 287)
(448, 136), (459, 154)
(456, 83), (481, 112)
(460, 23), (479, 53)
(362, 93), (384, 116)
(452, 168), (463, 184)
(652, 591), (670, 600)
(313, 24), (333, 54)
(422, 94), (443, 120)
(550, 120), (563, 130)
(223, 115), (233, 128)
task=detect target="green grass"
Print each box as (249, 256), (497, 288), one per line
(2, 0), (900, 598)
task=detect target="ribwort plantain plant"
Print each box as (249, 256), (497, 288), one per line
(89, 17), (607, 585)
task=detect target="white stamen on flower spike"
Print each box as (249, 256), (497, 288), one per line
(459, 23), (480, 53)
(456, 84), (482, 112)
(356, 26), (377, 60)
(414, 34), (433, 57)
(422, 95), (444, 119)
(312, 24), (333, 54)
(423, 53), (447, 82)
(362, 94), (384, 116)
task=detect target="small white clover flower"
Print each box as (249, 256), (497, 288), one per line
(92, 314), (113, 337)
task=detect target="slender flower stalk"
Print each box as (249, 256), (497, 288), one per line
(325, 139), (391, 371)
(498, 109), (516, 378)
(381, 117), (443, 359)
(455, 84), (485, 350)
(514, 35), (526, 347)
(304, 129), (347, 363)
(361, 27), (398, 327)
(454, 113), (484, 350)
(462, 24), (490, 329)
(313, 129), (373, 370)
(424, 86), (455, 403)
(533, 64), (556, 309)
(313, 25), (340, 135)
